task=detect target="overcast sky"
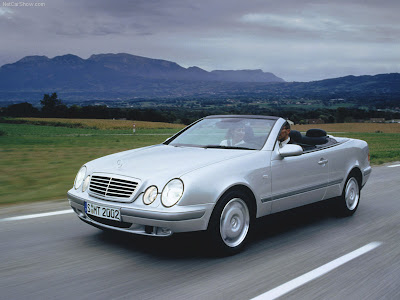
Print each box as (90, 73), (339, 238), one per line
(0, 0), (399, 81)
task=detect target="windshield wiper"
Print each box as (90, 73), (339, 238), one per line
(202, 145), (256, 150)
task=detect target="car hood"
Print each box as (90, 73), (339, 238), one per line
(86, 144), (253, 182)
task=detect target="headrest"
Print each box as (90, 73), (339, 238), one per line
(306, 129), (327, 137)
(289, 130), (302, 143)
(302, 135), (328, 145)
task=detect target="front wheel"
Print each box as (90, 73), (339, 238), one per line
(207, 191), (252, 255)
(336, 176), (360, 217)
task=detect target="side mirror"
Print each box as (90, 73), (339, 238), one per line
(279, 144), (303, 157)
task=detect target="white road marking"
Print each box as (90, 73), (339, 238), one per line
(251, 242), (382, 300)
(0, 209), (73, 222)
(387, 164), (400, 168)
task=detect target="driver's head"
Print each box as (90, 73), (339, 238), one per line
(278, 122), (291, 142)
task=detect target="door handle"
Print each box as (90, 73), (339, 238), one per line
(318, 158), (328, 165)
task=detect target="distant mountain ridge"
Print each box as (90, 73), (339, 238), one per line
(0, 53), (284, 90)
(0, 53), (399, 105)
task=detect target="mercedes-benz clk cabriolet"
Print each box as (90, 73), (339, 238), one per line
(68, 115), (371, 255)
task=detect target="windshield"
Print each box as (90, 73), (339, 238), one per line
(167, 117), (276, 150)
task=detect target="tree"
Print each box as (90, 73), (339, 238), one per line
(40, 93), (65, 117)
(41, 93), (62, 110)
(67, 105), (82, 118)
(335, 107), (348, 123)
(4, 102), (39, 117)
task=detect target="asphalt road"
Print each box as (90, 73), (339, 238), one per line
(1, 163), (399, 300)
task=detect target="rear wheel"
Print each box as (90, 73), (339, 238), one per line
(337, 176), (360, 216)
(208, 190), (252, 255)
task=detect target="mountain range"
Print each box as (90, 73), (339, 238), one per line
(0, 53), (283, 89)
(0, 53), (399, 105)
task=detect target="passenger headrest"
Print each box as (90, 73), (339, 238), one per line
(306, 129), (327, 137)
(302, 136), (328, 145)
(289, 130), (302, 143)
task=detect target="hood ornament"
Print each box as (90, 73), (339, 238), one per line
(117, 159), (123, 169)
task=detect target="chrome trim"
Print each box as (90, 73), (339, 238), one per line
(88, 173), (139, 202)
(121, 207), (205, 221)
(261, 178), (343, 203)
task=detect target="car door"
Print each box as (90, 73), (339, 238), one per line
(269, 143), (329, 213)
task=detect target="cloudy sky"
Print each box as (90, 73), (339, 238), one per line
(0, 0), (399, 81)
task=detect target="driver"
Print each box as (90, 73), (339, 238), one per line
(220, 124), (246, 146)
(278, 121), (293, 148)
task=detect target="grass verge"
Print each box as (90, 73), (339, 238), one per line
(0, 122), (180, 205)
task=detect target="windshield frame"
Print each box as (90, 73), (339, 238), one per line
(164, 115), (278, 150)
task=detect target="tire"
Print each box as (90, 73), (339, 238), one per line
(207, 190), (253, 256)
(336, 175), (360, 217)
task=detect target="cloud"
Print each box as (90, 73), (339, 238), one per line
(241, 13), (349, 34)
(239, 2), (400, 43)
(0, 0), (399, 81)
(0, 7), (14, 18)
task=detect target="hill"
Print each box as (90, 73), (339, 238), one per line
(0, 53), (283, 100)
(0, 53), (399, 107)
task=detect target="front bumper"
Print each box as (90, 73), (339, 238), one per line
(362, 166), (372, 187)
(68, 192), (213, 236)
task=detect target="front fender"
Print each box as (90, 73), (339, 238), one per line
(178, 150), (272, 217)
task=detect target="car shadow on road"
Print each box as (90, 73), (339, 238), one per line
(252, 199), (339, 239)
(95, 229), (211, 259)
(91, 199), (340, 259)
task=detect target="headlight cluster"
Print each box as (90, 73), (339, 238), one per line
(74, 166), (87, 190)
(161, 179), (184, 207)
(82, 175), (91, 192)
(143, 179), (184, 207)
(143, 186), (158, 205)
(74, 166), (91, 192)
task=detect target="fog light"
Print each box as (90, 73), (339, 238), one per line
(158, 227), (172, 236)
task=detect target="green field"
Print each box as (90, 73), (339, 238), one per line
(335, 132), (400, 165)
(0, 123), (180, 205)
(1, 121), (399, 205)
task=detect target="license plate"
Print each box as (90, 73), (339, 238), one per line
(85, 202), (121, 221)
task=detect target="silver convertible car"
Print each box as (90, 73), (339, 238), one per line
(68, 115), (371, 254)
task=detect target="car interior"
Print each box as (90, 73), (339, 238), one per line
(289, 129), (338, 151)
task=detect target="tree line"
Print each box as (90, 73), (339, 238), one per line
(1, 93), (399, 125)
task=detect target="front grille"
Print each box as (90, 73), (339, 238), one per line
(89, 175), (138, 200)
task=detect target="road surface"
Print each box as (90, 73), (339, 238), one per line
(1, 163), (399, 300)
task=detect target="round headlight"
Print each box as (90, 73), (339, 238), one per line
(74, 166), (87, 190)
(82, 175), (91, 192)
(161, 179), (184, 207)
(143, 186), (158, 205)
